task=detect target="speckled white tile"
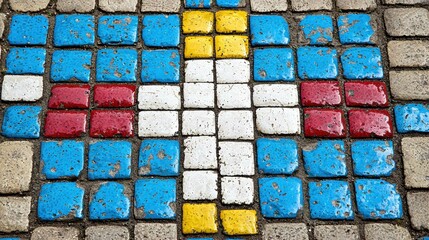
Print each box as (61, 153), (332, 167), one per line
(219, 141), (255, 176)
(216, 59), (250, 83)
(185, 60), (214, 83)
(218, 110), (254, 140)
(138, 111), (179, 137)
(256, 108), (301, 134)
(221, 177), (254, 204)
(184, 136), (217, 169)
(217, 84), (251, 109)
(182, 110), (216, 136)
(184, 83), (215, 109)
(138, 85), (181, 110)
(1, 75), (43, 102)
(253, 84), (299, 107)
(183, 170), (218, 200)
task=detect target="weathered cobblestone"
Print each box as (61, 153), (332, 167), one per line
(390, 71), (429, 100)
(337, 0), (376, 10)
(365, 224), (411, 240)
(56, 0), (96, 12)
(31, 227), (79, 240)
(250, 0), (288, 12)
(0, 197), (31, 233)
(0, 13), (5, 37)
(385, 8), (429, 37)
(134, 223), (177, 240)
(402, 137), (429, 188)
(388, 41), (429, 67)
(9, 0), (50, 12)
(314, 225), (360, 240)
(384, 0), (429, 4)
(407, 192), (429, 230)
(0, 141), (33, 194)
(263, 223), (308, 240)
(141, 0), (181, 12)
(291, 0), (332, 11)
(85, 226), (129, 240)
(99, 0), (137, 12)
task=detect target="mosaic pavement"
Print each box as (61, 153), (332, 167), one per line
(1, 0), (429, 239)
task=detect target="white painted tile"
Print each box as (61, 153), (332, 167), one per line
(184, 83), (215, 108)
(183, 170), (218, 200)
(185, 60), (214, 83)
(216, 59), (250, 83)
(138, 111), (179, 137)
(253, 84), (299, 107)
(184, 136), (217, 169)
(217, 84), (251, 109)
(182, 110), (216, 136)
(218, 110), (254, 140)
(256, 108), (301, 134)
(1, 75), (43, 101)
(219, 141), (255, 176)
(221, 177), (254, 204)
(138, 85), (181, 110)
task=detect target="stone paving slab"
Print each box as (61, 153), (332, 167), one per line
(0, 0), (429, 240)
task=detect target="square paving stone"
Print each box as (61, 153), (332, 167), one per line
(182, 11), (214, 34)
(256, 108), (301, 135)
(98, 15), (138, 45)
(299, 15), (333, 45)
(309, 180), (354, 220)
(219, 142), (254, 175)
(341, 47), (383, 79)
(304, 109), (346, 138)
(54, 14), (95, 46)
(395, 104), (429, 133)
(182, 203), (218, 234)
(337, 0), (376, 10)
(217, 84), (251, 109)
(348, 110), (393, 138)
(185, 60), (214, 82)
(135, 179), (176, 219)
(184, 83), (215, 108)
(351, 141), (395, 177)
(135, 223), (177, 240)
(138, 85), (181, 110)
(345, 81), (388, 107)
(185, 36), (214, 58)
(38, 182), (84, 221)
(44, 110), (87, 138)
(216, 10), (248, 33)
(303, 140), (347, 177)
(216, 59), (250, 83)
(183, 170), (218, 200)
(48, 84), (90, 109)
(138, 111), (179, 137)
(56, 0), (96, 12)
(407, 192), (429, 230)
(89, 182), (130, 220)
(2, 106), (41, 138)
(297, 47), (338, 79)
(256, 138), (298, 175)
(338, 14), (376, 44)
(184, 136), (217, 169)
(220, 210), (257, 235)
(99, 0), (138, 12)
(40, 141), (84, 179)
(259, 177), (303, 218)
(216, 0), (245, 8)
(365, 223), (411, 240)
(0, 197), (31, 233)
(88, 141), (132, 180)
(86, 226), (129, 240)
(50, 50), (92, 82)
(291, 0), (332, 11)
(314, 225), (360, 240)
(141, 50), (180, 83)
(96, 49), (137, 82)
(300, 81), (342, 107)
(402, 137), (429, 188)
(251, 15), (289, 45)
(94, 84), (136, 108)
(8, 14), (48, 45)
(142, 15), (180, 47)
(185, 0), (211, 8)
(218, 110), (254, 139)
(141, 0), (181, 12)
(250, 0), (288, 12)
(215, 35), (249, 58)
(355, 179), (403, 219)
(221, 177), (254, 204)
(138, 139), (180, 176)
(0, 141), (33, 193)
(263, 223), (308, 240)
(1, 75), (43, 102)
(6, 48), (46, 75)
(89, 110), (134, 138)
(32, 227), (79, 240)
(253, 84), (298, 107)
(253, 48), (294, 81)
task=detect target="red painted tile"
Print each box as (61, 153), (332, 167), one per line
(44, 111), (87, 138)
(48, 84), (90, 109)
(348, 110), (393, 138)
(89, 110), (134, 138)
(301, 81), (342, 107)
(93, 84), (136, 108)
(345, 82), (388, 107)
(304, 109), (346, 138)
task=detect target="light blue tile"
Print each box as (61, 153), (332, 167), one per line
(8, 14), (49, 45)
(254, 48), (294, 81)
(185, 0), (211, 8)
(98, 15), (138, 45)
(299, 15), (333, 45)
(216, 0), (243, 7)
(6, 48), (46, 75)
(250, 15), (290, 46)
(394, 104), (429, 133)
(303, 141), (347, 178)
(41, 141), (85, 179)
(54, 14), (95, 46)
(51, 50), (92, 82)
(341, 47), (383, 80)
(352, 141), (395, 177)
(257, 138), (298, 175)
(297, 47), (338, 79)
(96, 49), (137, 82)
(142, 15), (180, 47)
(338, 14), (375, 44)
(2, 106), (41, 138)
(141, 50), (180, 83)
(135, 179), (176, 219)
(89, 182), (130, 220)
(139, 140), (180, 176)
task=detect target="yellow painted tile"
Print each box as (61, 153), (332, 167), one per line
(216, 10), (248, 33)
(185, 36), (214, 59)
(220, 209), (258, 235)
(183, 11), (214, 34)
(215, 35), (249, 59)
(182, 203), (218, 234)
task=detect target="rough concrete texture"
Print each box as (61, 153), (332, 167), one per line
(384, 0), (429, 4)
(85, 225), (129, 240)
(9, 0), (50, 11)
(390, 71), (429, 100)
(290, 0), (332, 11)
(365, 224), (411, 240)
(99, 0), (137, 12)
(134, 223), (177, 240)
(0, 196), (31, 233)
(407, 192), (429, 230)
(250, 0), (288, 12)
(31, 227), (79, 240)
(337, 0), (377, 10)
(56, 0), (96, 12)
(385, 8), (429, 36)
(402, 137), (429, 188)
(263, 223), (309, 240)
(141, 0), (181, 12)
(388, 40), (429, 67)
(314, 225), (360, 240)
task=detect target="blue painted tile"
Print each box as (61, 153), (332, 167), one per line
(8, 15), (49, 45)
(185, 0), (211, 8)
(6, 48), (46, 75)
(38, 182), (84, 220)
(250, 15), (290, 46)
(254, 48), (294, 81)
(256, 138), (298, 175)
(309, 180), (354, 220)
(341, 47), (383, 80)
(338, 14), (375, 44)
(297, 47), (338, 79)
(139, 140), (180, 176)
(394, 104), (429, 133)
(0, 238), (20, 240)
(2, 106), (41, 138)
(352, 141), (395, 177)
(51, 50), (92, 82)
(89, 182), (130, 220)
(216, 0), (243, 7)
(187, 239), (213, 240)
(299, 15), (333, 45)
(41, 141), (84, 179)
(141, 50), (180, 83)
(420, 237), (429, 240)
(96, 49), (137, 82)
(54, 14), (95, 46)
(135, 179), (176, 219)
(142, 15), (180, 47)
(303, 141), (347, 178)
(98, 15), (138, 45)
(355, 179), (403, 219)
(259, 177), (303, 218)
(88, 141), (132, 180)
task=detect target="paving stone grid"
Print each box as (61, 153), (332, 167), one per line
(1, 0), (429, 239)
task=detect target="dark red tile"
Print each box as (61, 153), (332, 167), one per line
(304, 109), (346, 138)
(301, 81), (342, 107)
(345, 82), (388, 107)
(44, 111), (87, 138)
(48, 84), (90, 109)
(93, 84), (136, 108)
(348, 110), (393, 138)
(89, 110), (134, 138)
